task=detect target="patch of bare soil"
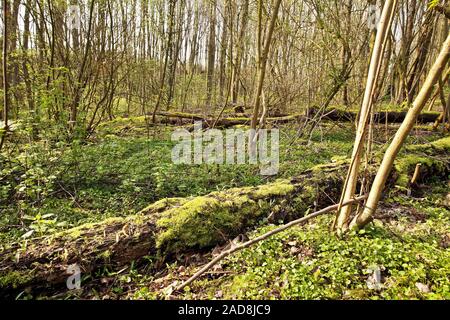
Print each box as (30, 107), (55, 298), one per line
(439, 233), (450, 249)
(375, 203), (428, 223)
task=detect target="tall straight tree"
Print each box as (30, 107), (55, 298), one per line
(230, 0), (249, 105)
(335, 0), (397, 233)
(0, 0), (9, 151)
(205, 0), (217, 110)
(250, 0), (282, 131)
(350, 33), (450, 230)
(218, 0), (229, 103)
(152, 0), (177, 123)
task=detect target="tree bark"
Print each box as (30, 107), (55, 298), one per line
(250, 0), (282, 131)
(152, 0), (177, 123)
(230, 0), (249, 105)
(350, 33), (450, 230)
(0, 0), (9, 151)
(335, 0), (397, 233)
(218, 0), (229, 103)
(205, 0), (217, 109)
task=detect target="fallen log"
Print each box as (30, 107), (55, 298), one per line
(155, 109), (441, 129)
(0, 137), (449, 296)
(312, 108), (441, 124)
(155, 111), (304, 128)
(0, 164), (346, 296)
(0, 164), (345, 296)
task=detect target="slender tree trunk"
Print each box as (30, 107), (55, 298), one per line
(70, 0), (80, 51)
(0, 0), (9, 151)
(69, 0), (95, 134)
(9, 0), (19, 88)
(205, 0), (217, 110)
(167, 0), (183, 110)
(335, 0), (397, 233)
(406, 12), (436, 102)
(250, 0), (282, 131)
(188, 0), (199, 73)
(218, 0), (229, 103)
(395, 0), (417, 104)
(230, 0), (249, 105)
(152, 0), (176, 123)
(341, 0), (352, 107)
(350, 33), (450, 230)
(22, 0), (35, 121)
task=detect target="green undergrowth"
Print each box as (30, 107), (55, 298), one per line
(162, 182), (449, 300)
(25, 181), (448, 300)
(0, 120), (444, 247)
(0, 123), (359, 244)
(1, 117), (446, 299)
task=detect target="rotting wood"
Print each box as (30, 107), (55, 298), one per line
(154, 109), (440, 129)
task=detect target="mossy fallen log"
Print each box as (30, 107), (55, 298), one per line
(155, 111), (304, 128)
(312, 107), (441, 124)
(0, 165), (344, 295)
(0, 137), (449, 296)
(156, 108), (440, 128)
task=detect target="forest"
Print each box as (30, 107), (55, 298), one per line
(0, 0), (449, 301)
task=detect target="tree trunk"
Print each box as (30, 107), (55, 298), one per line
(205, 0), (217, 110)
(188, 0), (199, 73)
(218, 0), (229, 103)
(350, 33), (450, 230)
(230, 0), (249, 105)
(250, 0), (282, 131)
(335, 0), (397, 233)
(0, 0), (9, 151)
(395, 0), (417, 104)
(152, 0), (176, 123)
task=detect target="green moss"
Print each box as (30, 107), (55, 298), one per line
(139, 198), (189, 214)
(232, 125), (250, 130)
(156, 197), (228, 251)
(152, 172), (336, 254)
(98, 116), (146, 129)
(0, 270), (34, 289)
(251, 180), (294, 198)
(51, 217), (126, 240)
(405, 136), (450, 153)
(98, 250), (111, 261)
(155, 180), (297, 253)
(395, 136), (450, 187)
(395, 155), (434, 187)
(163, 112), (202, 119)
(311, 160), (348, 173)
(430, 136), (450, 150)
(97, 116), (148, 135)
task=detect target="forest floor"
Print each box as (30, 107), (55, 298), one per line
(0, 116), (449, 300)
